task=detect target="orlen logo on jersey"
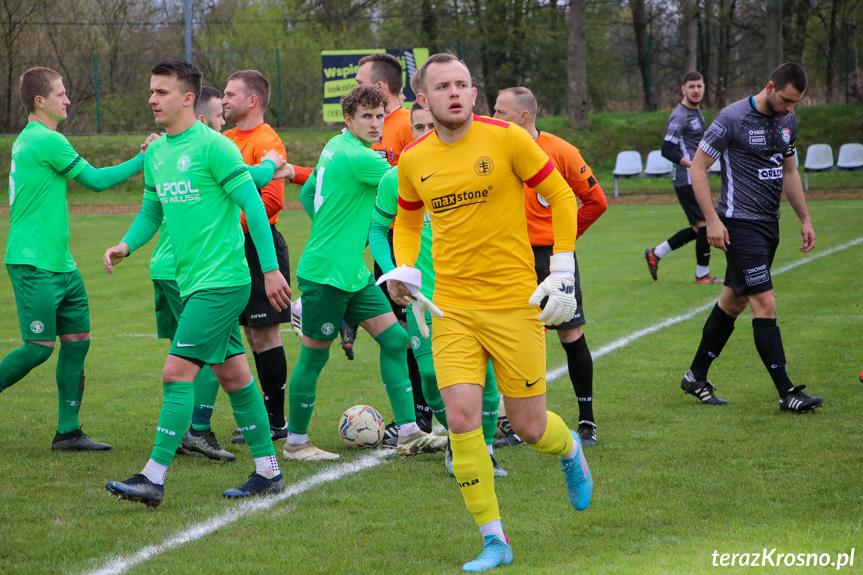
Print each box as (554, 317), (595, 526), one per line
(430, 188), (490, 213)
(758, 168), (783, 180)
(758, 153), (784, 180)
(157, 180), (201, 204)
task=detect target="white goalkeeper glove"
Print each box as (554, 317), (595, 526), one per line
(406, 284), (443, 339)
(290, 298), (302, 337)
(529, 253), (577, 326)
(375, 265), (444, 338)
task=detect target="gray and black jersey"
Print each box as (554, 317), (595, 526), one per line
(699, 97), (797, 222)
(663, 103), (706, 187)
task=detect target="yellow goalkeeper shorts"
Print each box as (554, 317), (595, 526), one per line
(432, 303), (546, 398)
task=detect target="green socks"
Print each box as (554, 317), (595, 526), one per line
(0, 341), (53, 392)
(56, 340), (90, 434)
(416, 351), (447, 429)
(481, 361), (501, 446)
(229, 380), (276, 459)
(150, 381), (193, 466)
(288, 345), (330, 435)
(374, 323), (414, 426)
(191, 365), (220, 431)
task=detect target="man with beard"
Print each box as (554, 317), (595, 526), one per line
(644, 71), (722, 284)
(679, 62), (823, 413)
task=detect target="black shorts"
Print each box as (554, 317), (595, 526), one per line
(532, 245), (586, 330)
(721, 217), (779, 298)
(675, 184), (706, 226)
(372, 227), (407, 322)
(238, 224), (293, 327)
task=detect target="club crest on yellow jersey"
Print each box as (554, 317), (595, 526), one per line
(474, 156), (494, 176)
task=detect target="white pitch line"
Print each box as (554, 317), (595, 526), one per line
(80, 235), (863, 575)
(84, 452), (391, 575)
(547, 235), (863, 383)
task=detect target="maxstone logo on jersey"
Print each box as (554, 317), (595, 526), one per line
(157, 180), (201, 204)
(430, 188), (491, 213)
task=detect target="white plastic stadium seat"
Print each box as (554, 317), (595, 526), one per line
(803, 144), (834, 191)
(644, 150), (673, 177)
(612, 151), (643, 197)
(836, 143), (863, 170)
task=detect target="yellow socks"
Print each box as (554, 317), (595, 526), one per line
(450, 428), (499, 526)
(533, 410), (575, 458)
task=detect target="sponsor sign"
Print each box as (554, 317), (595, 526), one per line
(321, 49), (429, 123)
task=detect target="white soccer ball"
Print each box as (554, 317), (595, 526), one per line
(338, 405), (384, 449)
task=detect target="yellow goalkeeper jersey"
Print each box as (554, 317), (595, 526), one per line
(395, 115), (577, 308)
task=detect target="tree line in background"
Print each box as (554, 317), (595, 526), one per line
(0, 0), (860, 134)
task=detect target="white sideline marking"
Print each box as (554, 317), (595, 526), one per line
(78, 235), (861, 575)
(547, 235), (863, 383)
(84, 452), (391, 575)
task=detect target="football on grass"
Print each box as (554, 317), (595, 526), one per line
(338, 405), (384, 448)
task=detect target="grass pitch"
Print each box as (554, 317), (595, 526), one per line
(0, 202), (861, 574)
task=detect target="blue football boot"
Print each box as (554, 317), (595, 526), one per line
(463, 535), (513, 572)
(561, 430), (593, 511)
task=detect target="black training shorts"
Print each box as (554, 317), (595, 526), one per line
(674, 184), (706, 226)
(721, 217), (779, 298)
(239, 224), (293, 327)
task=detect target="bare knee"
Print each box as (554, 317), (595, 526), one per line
(503, 396), (548, 444)
(557, 326), (583, 344)
(210, 354), (253, 392)
(162, 355), (202, 384)
(749, 292), (777, 318)
(249, 324), (282, 352)
(718, 287), (748, 318)
(509, 420), (544, 444)
(507, 411), (547, 444)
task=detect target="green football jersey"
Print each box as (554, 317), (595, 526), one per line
(143, 121), (253, 297)
(372, 167), (435, 299)
(6, 122), (90, 272)
(149, 221), (176, 281)
(297, 130), (391, 292)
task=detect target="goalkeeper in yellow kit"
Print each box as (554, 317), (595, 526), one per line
(387, 54), (593, 572)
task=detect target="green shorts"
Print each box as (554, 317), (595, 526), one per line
(153, 279), (183, 340)
(7, 264), (90, 340)
(406, 305), (433, 358)
(170, 285), (250, 365)
(298, 275), (392, 341)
